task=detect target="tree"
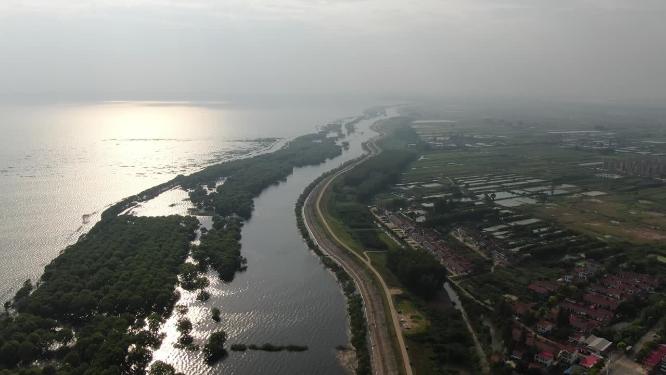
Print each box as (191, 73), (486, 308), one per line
(196, 290), (211, 301)
(0, 341), (20, 367)
(211, 308), (221, 322)
(176, 318), (192, 335)
(203, 331), (228, 364)
(147, 312), (162, 333)
(14, 280), (33, 301)
(17, 340), (36, 364)
(150, 360), (185, 375)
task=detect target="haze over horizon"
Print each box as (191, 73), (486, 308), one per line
(1, 0), (665, 105)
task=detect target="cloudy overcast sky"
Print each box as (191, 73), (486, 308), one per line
(1, 0), (665, 103)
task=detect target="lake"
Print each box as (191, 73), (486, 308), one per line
(146, 115), (383, 374)
(0, 99), (367, 302)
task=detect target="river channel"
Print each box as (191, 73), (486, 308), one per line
(149, 113), (386, 374)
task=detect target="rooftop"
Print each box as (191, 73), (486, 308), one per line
(585, 335), (613, 353)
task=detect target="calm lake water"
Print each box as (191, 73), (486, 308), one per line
(146, 115), (383, 374)
(0, 100), (366, 302)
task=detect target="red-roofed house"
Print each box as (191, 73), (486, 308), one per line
(586, 307), (614, 323)
(583, 292), (620, 311)
(560, 299), (614, 324)
(643, 344), (666, 372)
(535, 341), (561, 356)
(528, 280), (559, 297)
(512, 301), (536, 317)
(535, 351), (555, 367)
(580, 354), (602, 369)
(569, 315), (601, 333)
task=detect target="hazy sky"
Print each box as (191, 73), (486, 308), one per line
(1, 0), (665, 103)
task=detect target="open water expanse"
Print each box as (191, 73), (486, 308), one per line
(141, 115), (383, 374)
(0, 99), (367, 302)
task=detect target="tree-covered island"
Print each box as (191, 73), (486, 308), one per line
(0, 124), (349, 375)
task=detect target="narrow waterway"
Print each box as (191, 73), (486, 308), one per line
(151, 113), (385, 374)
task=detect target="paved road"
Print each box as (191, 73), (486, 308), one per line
(606, 353), (646, 375)
(302, 130), (411, 375)
(605, 317), (664, 375)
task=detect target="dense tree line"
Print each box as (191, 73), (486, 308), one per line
(187, 132), (342, 219)
(294, 168), (371, 375)
(375, 117), (426, 151)
(1, 127), (352, 374)
(191, 216), (245, 282)
(19, 216), (198, 322)
(202, 331), (228, 364)
(1, 216), (198, 374)
(327, 150), (417, 251)
(331, 202), (388, 250)
(339, 150), (417, 202)
(412, 307), (478, 371)
(386, 247), (447, 299)
(101, 128), (342, 225)
(328, 137), (446, 299)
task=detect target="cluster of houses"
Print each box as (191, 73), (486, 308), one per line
(390, 172), (599, 267)
(549, 129), (617, 152)
(542, 269), (658, 334)
(510, 325), (612, 373)
(509, 266), (663, 373)
(370, 207), (476, 276)
(553, 129), (666, 158)
(412, 120), (507, 150)
(382, 164), (665, 373)
(449, 174), (610, 264)
(643, 345), (666, 374)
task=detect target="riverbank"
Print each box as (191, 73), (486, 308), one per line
(0, 116), (374, 374)
(301, 114), (415, 375)
(150, 114), (387, 374)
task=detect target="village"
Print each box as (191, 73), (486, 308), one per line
(368, 118), (666, 374)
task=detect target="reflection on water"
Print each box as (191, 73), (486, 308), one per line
(0, 98), (387, 373)
(123, 188), (195, 217)
(148, 115), (384, 374)
(0, 100), (362, 301)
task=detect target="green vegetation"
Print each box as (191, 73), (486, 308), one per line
(295, 167), (371, 375)
(328, 122), (446, 299)
(328, 151), (416, 251)
(187, 132), (342, 219)
(0, 216), (198, 374)
(175, 317), (197, 350)
(0, 126), (347, 374)
(185, 131), (342, 282)
(311, 118), (468, 373)
(401, 110), (666, 374)
(148, 361), (185, 375)
(20, 216), (198, 321)
(203, 331), (228, 364)
(242, 343), (309, 352)
(414, 307), (479, 372)
(196, 290), (211, 302)
(179, 262), (209, 290)
(211, 307), (221, 322)
(386, 248), (446, 300)
(191, 216), (244, 282)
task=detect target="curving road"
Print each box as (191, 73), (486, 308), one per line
(302, 126), (412, 375)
